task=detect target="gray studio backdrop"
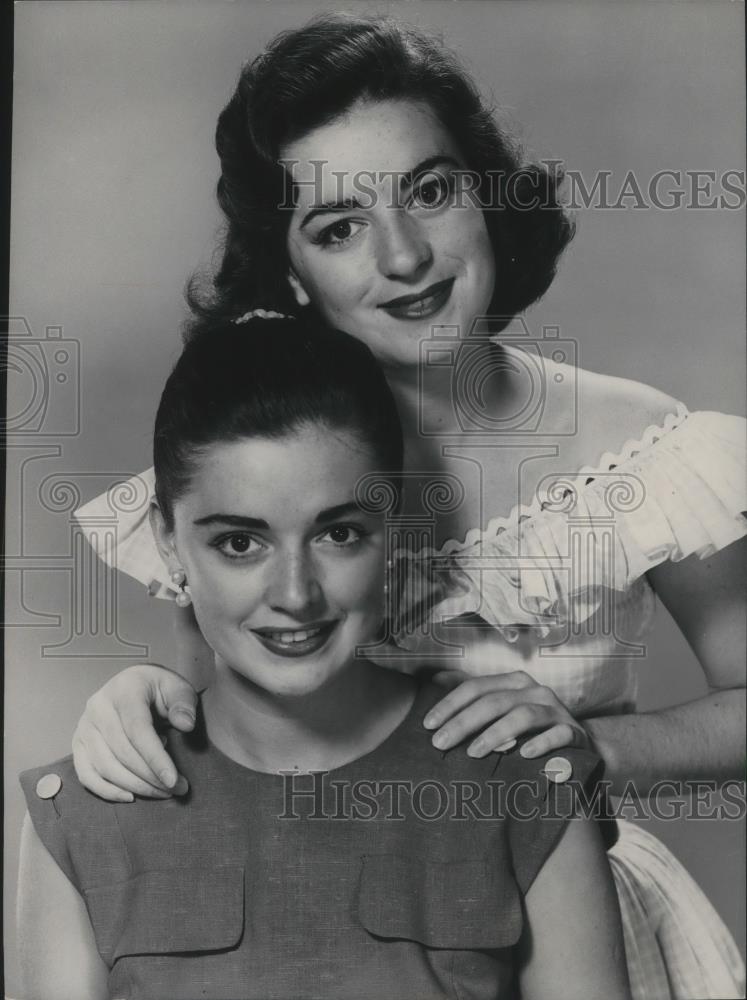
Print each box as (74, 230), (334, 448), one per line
(5, 1), (746, 993)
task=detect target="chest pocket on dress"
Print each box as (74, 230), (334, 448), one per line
(84, 865), (245, 964)
(357, 854), (522, 950)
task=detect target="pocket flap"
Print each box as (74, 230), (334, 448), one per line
(357, 854), (521, 950)
(84, 865), (244, 963)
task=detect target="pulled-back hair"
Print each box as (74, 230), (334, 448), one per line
(154, 317), (403, 529)
(186, 12), (574, 336)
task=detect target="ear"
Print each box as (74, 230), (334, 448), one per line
(149, 501), (179, 572)
(287, 267), (311, 308)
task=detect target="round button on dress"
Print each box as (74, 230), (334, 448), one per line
(543, 756), (573, 784)
(35, 773), (62, 799)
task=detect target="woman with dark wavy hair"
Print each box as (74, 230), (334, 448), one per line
(184, 14), (572, 331)
(69, 13), (745, 998)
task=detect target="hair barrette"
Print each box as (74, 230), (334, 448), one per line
(234, 308), (293, 324)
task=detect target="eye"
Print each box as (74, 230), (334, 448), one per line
(411, 172), (452, 210)
(213, 532), (265, 559)
(316, 218), (364, 248)
(317, 524), (364, 547)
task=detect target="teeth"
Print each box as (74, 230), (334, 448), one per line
(411, 299), (431, 315)
(392, 291), (444, 317)
(266, 627), (323, 644)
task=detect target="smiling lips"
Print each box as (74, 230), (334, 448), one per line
(379, 277), (455, 320)
(251, 621), (338, 658)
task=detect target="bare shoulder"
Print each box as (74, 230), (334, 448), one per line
(566, 362), (680, 463)
(497, 344), (681, 473)
(578, 366), (679, 428)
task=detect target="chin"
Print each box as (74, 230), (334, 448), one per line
(234, 653), (345, 695)
(259, 669), (342, 700)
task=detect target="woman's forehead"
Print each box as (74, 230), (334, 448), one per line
(280, 98), (461, 202)
(179, 429), (381, 520)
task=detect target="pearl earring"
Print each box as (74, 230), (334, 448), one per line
(171, 568), (192, 608)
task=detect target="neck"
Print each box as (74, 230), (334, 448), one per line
(385, 339), (515, 442)
(202, 657), (416, 774)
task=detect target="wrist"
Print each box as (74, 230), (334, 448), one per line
(582, 716), (614, 775)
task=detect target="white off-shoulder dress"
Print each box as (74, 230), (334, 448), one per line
(75, 404), (746, 1000)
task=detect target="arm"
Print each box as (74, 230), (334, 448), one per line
(585, 536), (746, 795)
(421, 537), (745, 796)
(517, 816), (631, 1000)
(18, 813), (109, 1000)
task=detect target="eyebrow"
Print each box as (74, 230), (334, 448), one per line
(314, 501), (365, 524)
(192, 501), (365, 530)
(299, 155), (460, 230)
(192, 514), (269, 529)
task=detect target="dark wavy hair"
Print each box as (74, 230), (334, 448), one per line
(186, 12), (574, 337)
(154, 316), (403, 531)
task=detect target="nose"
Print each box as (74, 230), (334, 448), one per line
(266, 548), (323, 619)
(376, 209), (433, 282)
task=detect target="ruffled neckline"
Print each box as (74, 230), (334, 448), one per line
(431, 402), (691, 558)
(389, 403), (746, 646)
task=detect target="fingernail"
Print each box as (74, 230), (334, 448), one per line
(467, 741), (485, 758)
(432, 730), (449, 749)
(119, 792), (135, 803)
(493, 738), (517, 754)
(520, 742), (537, 758)
(159, 768), (177, 788)
(423, 713), (439, 730)
(174, 709), (196, 728)
(172, 775), (189, 796)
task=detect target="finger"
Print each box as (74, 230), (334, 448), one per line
(119, 707), (183, 789)
(428, 669), (470, 688)
(465, 703), (554, 757)
(167, 704), (198, 731)
(79, 728), (173, 798)
(423, 671), (536, 730)
(430, 691), (530, 751)
(72, 754), (135, 804)
(88, 700), (172, 790)
(519, 723), (586, 759)
(152, 673), (199, 731)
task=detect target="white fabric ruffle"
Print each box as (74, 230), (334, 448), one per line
(395, 407), (746, 645)
(73, 465), (173, 597)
